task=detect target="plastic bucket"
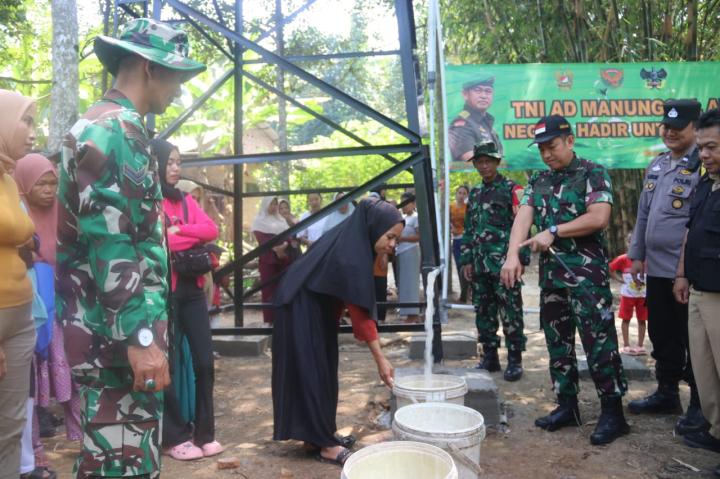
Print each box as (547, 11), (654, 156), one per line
(340, 441), (458, 479)
(393, 402), (485, 479)
(393, 374), (468, 409)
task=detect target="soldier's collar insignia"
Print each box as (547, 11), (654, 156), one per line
(645, 182), (655, 191)
(672, 185), (685, 194)
(668, 108), (678, 118)
(672, 198), (683, 209)
(680, 169), (692, 175)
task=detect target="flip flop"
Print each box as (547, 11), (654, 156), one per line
(315, 448), (352, 467)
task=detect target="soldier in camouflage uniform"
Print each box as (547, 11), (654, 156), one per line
(460, 141), (527, 381)
(448, 76), (503, 162)
(501, 115), (629, 446)
(56, 18), (205, 478)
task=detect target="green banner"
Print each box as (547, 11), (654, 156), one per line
(445, 62), (720, 170)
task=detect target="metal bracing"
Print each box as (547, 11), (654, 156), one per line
(109, 0), (441, 340)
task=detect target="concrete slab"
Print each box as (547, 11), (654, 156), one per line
(577, 353), (652, 381)
(391, 366), (501, 427)
(212, 335), (269, 357)
(408, 330), (477, 360)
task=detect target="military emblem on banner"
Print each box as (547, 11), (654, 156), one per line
(600, 68), (624, 88)
(640, 67), (667, 89)
(555, 70), (573, 90)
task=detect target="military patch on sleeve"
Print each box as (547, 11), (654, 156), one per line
(123, 163), (147, 186)
(452, 119), (466, 127)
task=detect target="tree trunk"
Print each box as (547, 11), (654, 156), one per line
(49, 0), (78, 155)
(607, 169), (644, 257)
(686, 0), (698, 60)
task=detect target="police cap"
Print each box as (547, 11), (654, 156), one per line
(661, 99), (702, 129)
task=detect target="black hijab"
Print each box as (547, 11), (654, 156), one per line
(274, 198), (403, 317)
(150, 138), (184, 202)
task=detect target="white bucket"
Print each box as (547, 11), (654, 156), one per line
(393, 402), (485, 479)
(393, 374), (468, 409)
(341, 441), (458, 479)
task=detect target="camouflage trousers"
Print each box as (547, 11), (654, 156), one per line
(72, 368), (163, 478)
(540, 287), (627, 398)
(472, 272), (526, 352)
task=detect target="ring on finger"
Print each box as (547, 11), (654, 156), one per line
(144, 378), (156, 390)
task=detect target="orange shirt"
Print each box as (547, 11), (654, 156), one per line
(450, 202), (467, 237)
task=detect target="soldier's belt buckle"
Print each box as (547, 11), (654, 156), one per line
(672, 199), (683, 209)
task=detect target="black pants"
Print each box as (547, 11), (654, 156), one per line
(163, 276), (216, 446)
(646, 276), (694, 385)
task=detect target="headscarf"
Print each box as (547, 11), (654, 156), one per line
(150, 138), (184, 201)
(14, 153), (58, 266)
(274, 199), (403, 317)
(0, 89), (36, 175)
(251, 196), (289, 235)
(322, 192), (355, 234)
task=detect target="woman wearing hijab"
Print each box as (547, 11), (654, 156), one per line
(251, 196), (298, 324)
(0, 90), (38, 474)
(151, 138), (222, 460)
(272, 199), (403, 466)
(321, 191), (355, 234)
(15, 153), (80, 478)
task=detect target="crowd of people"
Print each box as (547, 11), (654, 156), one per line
(1, 13), (720, 479)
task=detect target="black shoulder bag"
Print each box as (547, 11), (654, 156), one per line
(167, 196), (214, 277)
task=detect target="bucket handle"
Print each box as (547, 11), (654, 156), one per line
(447, 443), (483, 477)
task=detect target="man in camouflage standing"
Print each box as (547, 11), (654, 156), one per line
(448, 76), (503, 162)
(56, 19), (205, 478)
(501, 115), (629, 445)
(460, 141), (527, 381)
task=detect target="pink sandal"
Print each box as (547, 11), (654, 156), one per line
(633, 346), (647, 356)
(165, 441), (204, 461)
(620, 346), (633, 355)
(199, 440), (224, 457)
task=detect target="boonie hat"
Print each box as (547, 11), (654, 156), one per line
(661, 99), (702, 129)
(94, 18), (206, 79)
(530, 115), (573, 145)
(463, 76), (495, 90)
(469, 141), (502, 161)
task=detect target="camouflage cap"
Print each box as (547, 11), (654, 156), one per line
(94, 18), (206, 79)
(470, 141), (502, 161)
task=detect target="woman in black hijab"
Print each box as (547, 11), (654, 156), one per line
(272, 198), (404, 466)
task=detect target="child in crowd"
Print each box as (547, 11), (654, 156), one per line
(609, 234), (647, 355)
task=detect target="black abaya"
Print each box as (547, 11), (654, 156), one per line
(272, 199), (403, 447)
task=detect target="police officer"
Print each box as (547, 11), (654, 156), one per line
(449, 76), (503, 162)
(501, 115), (629, 445)
(56, 18), (205, 478)
(627, 100), (706, 435)
(673, 108), (720, 474)
(460, 141), (527, 381)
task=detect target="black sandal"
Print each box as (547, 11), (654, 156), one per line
(21, 467), (57, 479)
(304, 434), (356, 454)
(315, 447), (352, 467)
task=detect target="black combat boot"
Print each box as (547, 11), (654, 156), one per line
(503, 350), (523, 382)
(535, 395), (582, 431)
(476, 345), (501, 372)
(628, 381), (682, 415)
(675, 384), (710, 435)
(590, 396), (630, 445)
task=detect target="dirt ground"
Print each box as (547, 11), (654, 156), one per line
(42, 264), (719, 478)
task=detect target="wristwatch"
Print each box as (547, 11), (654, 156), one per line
(129, 327), (154, 348)
(549, 225), (559, 238)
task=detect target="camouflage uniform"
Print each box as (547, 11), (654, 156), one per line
(57, 88), (168, 478)
(522, 156), (627, 398)
(460, 174), (527, 352)
(448, 108), (503, 162)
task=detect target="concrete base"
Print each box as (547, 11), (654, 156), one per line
(212, 335), (269, 357)
(577, 352), (652, 381)
(408, 330), (477, 360)
(391, 367), (501, 427)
